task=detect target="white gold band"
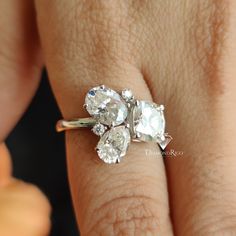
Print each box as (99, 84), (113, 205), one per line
(56, 117), (96, 132)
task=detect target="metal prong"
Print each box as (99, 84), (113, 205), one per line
(125, 123), (130, 129)
(160, 135), (166, 141)
(100, 84), (105, 89)
(116, 158), (121, 164)
(158, 105), (165, 111)
(83, 104), (88, 109)
(127, 103), (131, 108)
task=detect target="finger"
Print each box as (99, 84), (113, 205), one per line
(0, 1), (51, 235)
(0, 143), (51, 236)
(0, 179), (51, 236)
(0, 144), (51, 236)
(0, 143), (11, 187)
(35, 1), (173, 235)
(139, 1), (236, 235)
(0, 0), (43, 142)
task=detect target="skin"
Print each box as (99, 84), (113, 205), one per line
(0, 0), (236, 235)
(0, 1), (50, 236)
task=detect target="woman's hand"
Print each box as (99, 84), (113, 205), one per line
(1, 0), (236, 235)
(35, 0), (236, 235)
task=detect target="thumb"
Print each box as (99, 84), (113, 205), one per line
(0, 143), (51, 236)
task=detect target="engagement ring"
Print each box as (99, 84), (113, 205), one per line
(56, 85), (172, 164)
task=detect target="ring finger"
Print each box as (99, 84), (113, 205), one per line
(35, 0), (173, 235)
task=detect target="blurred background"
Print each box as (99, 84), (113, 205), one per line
(6, 72), (79, 236)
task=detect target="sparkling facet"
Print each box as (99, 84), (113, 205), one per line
(92, 123), (106, 136)
(121, 89), (134, 102)
(132, 101), (165, 142)
(85, 86), (128, 126)
(96, 126), (131, 164)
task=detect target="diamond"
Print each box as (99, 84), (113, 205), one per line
(121, 89), (134, 102)
(85, 85), (128, 126)
(132, 101), (165, 142)
(96, 126), (131, 164)
(92, 123), (106, 136)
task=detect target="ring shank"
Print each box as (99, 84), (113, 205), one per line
(56, 117), (96, 132)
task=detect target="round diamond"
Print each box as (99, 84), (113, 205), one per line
(121, 89), (134, 102)
(96, 126), (131, 164)
(92, 123), (106, 136)
(85, 85), (128, 126)
(132, 101), (165, 142)
(97, 144), (120, 164)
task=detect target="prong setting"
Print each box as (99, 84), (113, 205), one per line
(99, 84), (105, 89)
(158, 104), (165, 111)
(63, 85), (171, 163)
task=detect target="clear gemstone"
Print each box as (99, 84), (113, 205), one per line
(85, 85), (128, 126)
(132, 101), (165, 142)
(92, 123), (106, 136)
(121, 89), (134, 102)
(96, 126), (131, 164)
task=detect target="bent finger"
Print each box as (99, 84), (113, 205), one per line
(0, 143), (11, 187)
(0, 0), (42, 142)
(35, 1), (173, 235)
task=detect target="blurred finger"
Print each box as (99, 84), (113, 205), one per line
(0, 1), (51, 235)
(0, 179), (51, 236)
(0, 0), (43, 142)
(0, 143), (51, 236)
(0, 143), (11, 187)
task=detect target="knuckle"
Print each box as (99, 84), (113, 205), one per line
(183, 205), (236, 236)
(87, 195), (162, 235)
(196, 220), (236, 236)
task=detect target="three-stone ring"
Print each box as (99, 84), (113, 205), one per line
(56, 85), (172, 164)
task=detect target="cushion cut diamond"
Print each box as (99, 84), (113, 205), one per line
(85, 85), (128, 126)
(132, 101), (165, 142)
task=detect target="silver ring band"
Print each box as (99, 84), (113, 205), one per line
(56, 117), (96, 132)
